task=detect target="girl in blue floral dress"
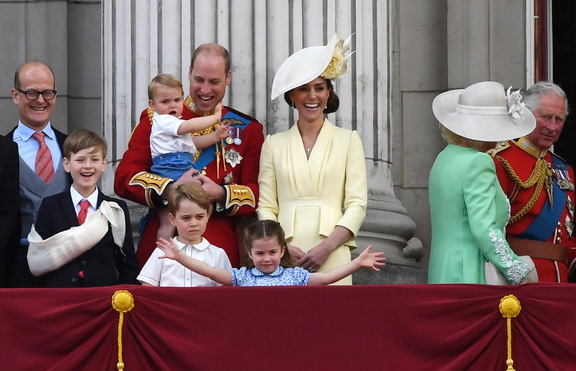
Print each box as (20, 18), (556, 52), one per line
(156, 220), (385, 286)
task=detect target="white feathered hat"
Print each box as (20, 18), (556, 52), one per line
(432, 81), (536, 142)
(271, 34), (353, 100)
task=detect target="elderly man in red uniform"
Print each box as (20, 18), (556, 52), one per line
(491, 81), (575, 282)
(115, 43), (264, 267)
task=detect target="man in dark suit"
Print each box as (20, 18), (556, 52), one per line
(3, 61), (70, 287)
(0, 136), (21, 287)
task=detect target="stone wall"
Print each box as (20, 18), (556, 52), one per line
(0, 0), (101, 138)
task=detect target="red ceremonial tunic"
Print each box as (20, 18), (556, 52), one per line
(114, 101), (264, 267)
(492, 137), (576, 282)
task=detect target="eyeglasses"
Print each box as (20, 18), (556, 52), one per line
(17, 89), (57, 100)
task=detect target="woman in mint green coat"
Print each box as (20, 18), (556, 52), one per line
(428, 81), (537, 284)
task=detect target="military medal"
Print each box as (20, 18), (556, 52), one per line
(231, 127), (242, 145)
(225, 148), (243, 168)
(557, 169), (575, 191)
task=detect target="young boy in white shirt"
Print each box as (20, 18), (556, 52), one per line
(138, 183), (231, 286)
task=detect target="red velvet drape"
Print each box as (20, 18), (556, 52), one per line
(0, 283), (574, 370)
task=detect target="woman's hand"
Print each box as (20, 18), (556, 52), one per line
(287, 244), (306, 261)
(296, 226), (353, 272)
(296, 241), (333, 272)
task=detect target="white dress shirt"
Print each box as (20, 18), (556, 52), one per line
(137, 237), (232, 287)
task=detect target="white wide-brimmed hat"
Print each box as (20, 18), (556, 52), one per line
(271, 34), (353, 100)
(432, 81), (536, 142)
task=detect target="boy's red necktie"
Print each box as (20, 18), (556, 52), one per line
(78, 200), (90, 225)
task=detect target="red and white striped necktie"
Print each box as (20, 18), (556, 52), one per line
(32, 132), (54, 183)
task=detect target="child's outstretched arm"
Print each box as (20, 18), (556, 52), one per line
(177, 102), (223, 135)
(156, 238), (233, 285)
(307, 245), (386, 285)
(193, 122), (231, 150)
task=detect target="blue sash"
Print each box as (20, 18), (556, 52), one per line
(194, 110), (252, 170)
(518, 156), (566, 241)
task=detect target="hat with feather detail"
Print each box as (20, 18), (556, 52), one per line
(271, 34), (353, 100)
(432, 81), (536, 142)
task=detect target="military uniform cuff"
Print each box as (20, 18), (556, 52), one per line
(215, 184), (255, 216)
(128, 171), (173, 209)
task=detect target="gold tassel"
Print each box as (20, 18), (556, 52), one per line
(499, 295), (521, 371)
(215, 143), (220, 179)
(221, 140), (227, 172)
(112, 290), (135, 371)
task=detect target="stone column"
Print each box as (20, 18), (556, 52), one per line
(354, 170), (426, 285)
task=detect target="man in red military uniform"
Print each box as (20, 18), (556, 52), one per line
(491, 82), (576, 282)
(115, 43), (264, 267)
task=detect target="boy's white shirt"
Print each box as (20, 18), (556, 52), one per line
(150, 113), (198, 157)
(137, 237), (232, 287)
(70, 186), (98, 214)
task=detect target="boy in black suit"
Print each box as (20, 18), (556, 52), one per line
(27, 129), (140, 287)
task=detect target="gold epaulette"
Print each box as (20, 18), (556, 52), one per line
(512, 137), (547, 159)
(221, 184), (256, 215)
(147, 107), (154, 123)
(128, 171), (172, 208)
(184, 95), (194, 111)
(492, 138), (548, 190)
(488, 141), (510, 157)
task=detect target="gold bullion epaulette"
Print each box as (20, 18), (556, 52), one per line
(488, 141), (510, 157)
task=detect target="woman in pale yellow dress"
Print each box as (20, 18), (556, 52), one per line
(257, 35), (367, 285)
